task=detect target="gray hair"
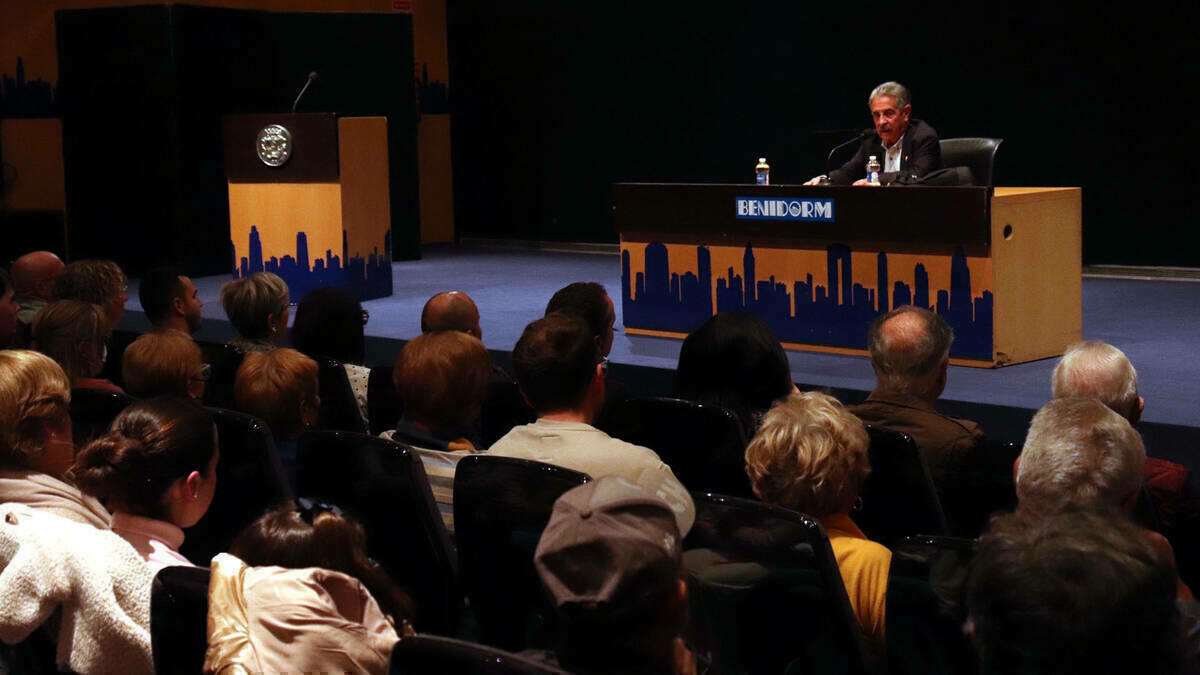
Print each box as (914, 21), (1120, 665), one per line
(1051, 340), (1139, 421)
(867, 305), (953, 394)
(868, 81), (911, 109)
(1016, 397), (1145, 511)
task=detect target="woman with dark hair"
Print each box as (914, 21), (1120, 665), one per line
(71, 397), (219, 572)
(290, 286), (370, 422)
(230, 502), (415, 630)
(675, 312), (796, 437)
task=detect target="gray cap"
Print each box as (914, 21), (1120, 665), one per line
(534, 476), (682, 614)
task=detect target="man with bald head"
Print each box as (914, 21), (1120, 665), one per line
(421, 291), (481, 338)
(850, 305), (984, 488)
(10, 251), (64, 346)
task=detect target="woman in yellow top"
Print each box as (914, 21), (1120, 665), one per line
(744, 391), (890, 652)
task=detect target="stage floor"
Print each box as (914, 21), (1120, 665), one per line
(122, 244), (1200, 430)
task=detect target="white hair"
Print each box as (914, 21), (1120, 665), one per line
(1017, 397), (1145, 510)
(868, 81), (910, 109)
(1052, 340), (1139, 420)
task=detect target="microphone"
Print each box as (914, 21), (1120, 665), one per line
(291, 71), (319, 113)
(826, 128), (874, 171)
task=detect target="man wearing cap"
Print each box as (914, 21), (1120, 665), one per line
(489, 314), (695, 533)
(530, 476), (696, 675)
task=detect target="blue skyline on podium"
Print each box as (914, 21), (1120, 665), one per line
(231, 226), (393, 301)
(621, 242), (993, 360)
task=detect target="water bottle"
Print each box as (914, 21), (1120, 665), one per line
(866, 155), (881, 185)
(755, 158), (770, 185)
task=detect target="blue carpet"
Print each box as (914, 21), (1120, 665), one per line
(120, 245), (1200, 435)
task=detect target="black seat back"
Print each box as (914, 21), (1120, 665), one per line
(479, 376), (536, 448)
(940, 437), (1021, 538)
(453, 455), (590, 651)
(150, 565), (211, 675)
(685, 492), (869, 675)
(179, 407), (292, 566)
(858, 425), (949, 548)
(366, 365), (402, 436)
(69, 387), (133, 446)
(99, 328), (141, 387)
(887, 535), (977, 675)
(312, 356), (368, 434)
(596, 397), (752, 498)
(297, 430), (461, 635)
(197, 341), (244, 411)
(938, 137), (1003, 187)
(389, 635), (570, 675)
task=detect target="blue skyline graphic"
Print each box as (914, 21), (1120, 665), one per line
(621, 242), (994, 360)
(0, 58), (57, 119)
(232, 226), (393, 301)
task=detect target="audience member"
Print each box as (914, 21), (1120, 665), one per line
(387, 331), (490, 531)
(10, 250), (64, 341)
(489, 314), (694, 533)
(530, 477), (694, 675)
(545, 282), (616, 357)
(0, 350), (110, 528)
(850, 305), (983, 486)
(32, 299), (124, 394)
(234, 348), (319, 486)
(675, 311), (796, 438)
(138, 266), (203, 335)
(122, 331), (208, 400)
(0, 268), (19, 349)
(71, 397), (218, 573)
(967, 508), (1180, 675)
(52, 259), (127, 331)
(291, 286), (370, 423)
(229, 501), (415, 631)
(421, 290), (482, 337)
(744, 391), (890, 653)
(219, 272), (289, 353)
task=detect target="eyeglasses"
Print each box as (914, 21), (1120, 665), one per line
(191, 363), (212, 382)
(296, 497), (344, 524)
(600, 356), (610, 376)
(361, 309), (370, 326)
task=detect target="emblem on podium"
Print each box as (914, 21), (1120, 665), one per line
(256, 124), (293, 167)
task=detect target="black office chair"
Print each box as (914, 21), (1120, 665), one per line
(366, 364), (403, 436)
(197, 341), (244, 410)
(887, 534), (977, 675)
(857, 425), (949, 548)
(296, 430), (462, 636)
(684, 492), (870, 675)
(596, 397), (752, 498)
(939, 437), (1021, 538)
(311, 356), (368, 434)
(150, 565), (211, 675)
(179, 407), (292, 566)
(454, 455), (590, 651)
(938, 137), (1003, 187)
(388, 635), (570, 675)
(69, 387), (134, 446)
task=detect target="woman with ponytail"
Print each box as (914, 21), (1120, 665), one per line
(71, 397), (219, 571)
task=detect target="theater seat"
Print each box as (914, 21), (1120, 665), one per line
(388, 635), (569, 674)
(366, 364), (402, 436)
(312, 356), (368, 434)
(595, 396), (752, 498)
(69, 387), (133, 446)
(150, 565), (211, 675)
(197, 341), (244, 411)
(857, 425), (949, 548)
(938, 137), (1003, 187)
(179, 407), (292, 565)
(453, 455), (590, 651)
(297, 430), (461, 636)
(886, 535), (977, 675)
(684, 492), (870, 675)
(939, 437), (1021, 538)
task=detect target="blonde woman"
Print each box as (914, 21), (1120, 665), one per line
(219, 272), (290, 353)
(32, 299), (124, 394)
(122, 331), (208, 401)
(745, 391), (890, 650)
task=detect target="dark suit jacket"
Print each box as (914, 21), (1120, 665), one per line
(828, 118), (942, 185)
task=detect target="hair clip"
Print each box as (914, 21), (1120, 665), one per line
(296, 497), (344, 524)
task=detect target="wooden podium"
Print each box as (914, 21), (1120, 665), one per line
(615, 184), (1081, 367)
(223, 113), (394, 301)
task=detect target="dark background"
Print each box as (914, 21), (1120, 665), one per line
(55, 4), (418, 277)
(447, 3), (1200, 266)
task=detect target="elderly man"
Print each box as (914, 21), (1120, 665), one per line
(10, 251), (64, 343)
(806, 81), (942, 186)
(421, 290), (481, 338)
(138, 267), (204, 335)
(850, 305), (983, 488)
(489, 313), (694, 533)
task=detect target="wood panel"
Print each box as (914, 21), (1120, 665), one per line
(338, 116), (392, 261)
(0, 118), (65, 211)
(419, 113), (455, 243)
(227, 182), (342, 271)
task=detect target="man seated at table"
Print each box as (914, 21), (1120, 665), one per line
(805, 81), (942, 186)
